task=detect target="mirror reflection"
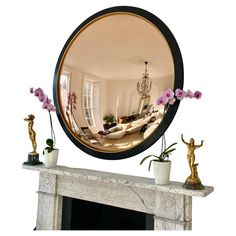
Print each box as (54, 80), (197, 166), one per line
(58, 13), (174, 152)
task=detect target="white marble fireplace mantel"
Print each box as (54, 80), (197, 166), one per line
(22, 164), (214, 230)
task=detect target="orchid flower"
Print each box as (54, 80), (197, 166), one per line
(194, 90), (202, 99)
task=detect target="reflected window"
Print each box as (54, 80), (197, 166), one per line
(83, 77), (99, 127)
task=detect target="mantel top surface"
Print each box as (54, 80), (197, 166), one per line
(22, 164), (213, 197)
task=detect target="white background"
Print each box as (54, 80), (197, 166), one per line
(0, 0), (235, 235)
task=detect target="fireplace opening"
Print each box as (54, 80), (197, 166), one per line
(62, 196), (154, 230)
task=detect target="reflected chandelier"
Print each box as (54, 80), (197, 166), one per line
(137, 61), (152, 96)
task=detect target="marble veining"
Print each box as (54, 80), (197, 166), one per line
(126, 183), (154, 215)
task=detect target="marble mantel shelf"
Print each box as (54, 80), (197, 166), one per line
(22, 164), (213, 198)
(23, 164), (214, 230)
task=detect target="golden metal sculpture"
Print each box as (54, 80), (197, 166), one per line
(24, 114), (38, 154)
(181, 134), (204, 190)
(23, 114), (42, 165)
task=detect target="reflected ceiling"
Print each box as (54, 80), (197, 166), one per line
(64, 14), (174, 81)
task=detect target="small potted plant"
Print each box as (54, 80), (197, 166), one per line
(43, 138), (59, 168)
(103, 114), (116, 130)
(140, 143), (177, 184)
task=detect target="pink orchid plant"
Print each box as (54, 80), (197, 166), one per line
(30, 87), (56, 151)
(155, 88), (202, 155)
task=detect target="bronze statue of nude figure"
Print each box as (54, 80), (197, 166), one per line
(23, 114), (42, 165)
(181, 134), (204, 190)
(24, 114), (37, 154)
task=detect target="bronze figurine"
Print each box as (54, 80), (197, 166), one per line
(181, 134), (204, 190)
(24, 114), (37, 154)
(23, 114), (42, 165)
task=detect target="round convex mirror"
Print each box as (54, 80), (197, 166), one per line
(53, 6), (183, 160)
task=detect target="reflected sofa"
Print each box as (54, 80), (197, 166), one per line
(105, 111), (163, 140)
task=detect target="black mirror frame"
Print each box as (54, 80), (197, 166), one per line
(53, 6), (184, 160)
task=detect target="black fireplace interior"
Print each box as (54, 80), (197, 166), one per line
(62, 196), (154, 230)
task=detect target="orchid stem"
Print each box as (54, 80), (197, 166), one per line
(161, 133), (166, 153)
(49, 111), (56, 147)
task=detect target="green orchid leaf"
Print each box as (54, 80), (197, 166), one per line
(160, 143), (177, 158)
(148, 160), (153, 171)
(165, 143), (177, 152)
(163, 148), (176, 155)
(47, 148), (54, 153)
(140, 155), (158, 165)
(43, 146), (54, 154)
(46, 138), (54, 148)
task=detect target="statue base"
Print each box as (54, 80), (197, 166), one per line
(23, 152), (42, 166)
(183, 176), (204, 190)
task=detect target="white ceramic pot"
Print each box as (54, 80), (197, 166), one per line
(153, 161), (171, 185)
(44, 149), (59, 168)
